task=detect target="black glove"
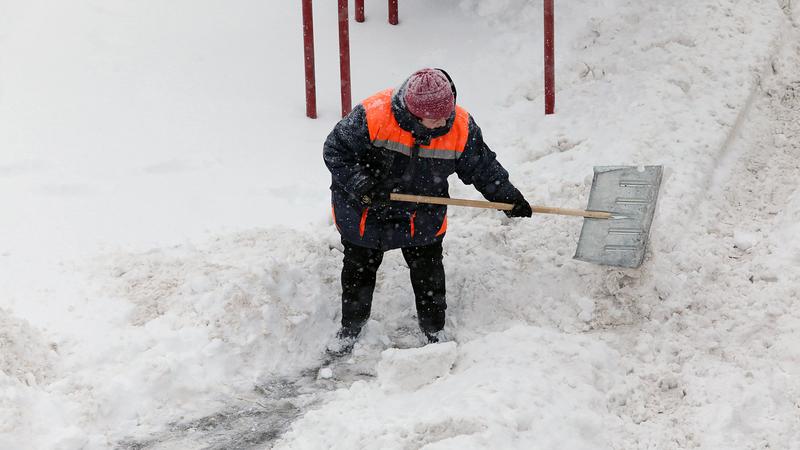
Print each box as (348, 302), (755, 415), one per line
(359, 186), (391, 207)
(504, 196), (533, 218)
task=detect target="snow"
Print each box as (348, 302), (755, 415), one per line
(376, 341), (458, 392)
(318, 367), (333, 380)
(277, 327), (626, 450)
(2, 0), (799, 448)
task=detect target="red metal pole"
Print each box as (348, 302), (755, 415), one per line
(388, 0), (398, 25)
(355, 0), (365, 22)
(302, 0), (317, 119)
(544, 0), (555, 115)
(338, 0), (352, 117)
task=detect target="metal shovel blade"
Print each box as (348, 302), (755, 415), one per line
(573, 166), (663, 268)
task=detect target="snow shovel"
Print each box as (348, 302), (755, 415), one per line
(390, 165), (663, 268)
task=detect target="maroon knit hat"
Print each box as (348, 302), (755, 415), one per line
(403, 68), (455, 120)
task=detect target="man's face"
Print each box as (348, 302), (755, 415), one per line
(419, 116), (447, 129)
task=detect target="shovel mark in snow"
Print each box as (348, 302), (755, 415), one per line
(116, 379), (306, 450)
(553, 137), (586, 153)
(641, 36), (697, 51)
(779, 81), (800, 110)
(114, 346), (383, 449)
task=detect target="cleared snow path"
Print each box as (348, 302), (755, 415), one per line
(114, 329), (427, 449)
(115, 370), (365, 449)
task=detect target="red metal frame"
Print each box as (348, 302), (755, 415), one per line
(302, 0), (402, 118)
(302, 0), (317, 118)
(355, 0), (365, 22)
(303, 2), (550, 118)
(389, 0), (398, 25)
(304, 3), (558, 119)
(544, 0), (555, 115)
(338, 0), (352, 117)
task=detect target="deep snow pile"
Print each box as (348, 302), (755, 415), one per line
(1, 0), (799, 448)
(0, 310), (65, 448)
(0, 309), (55, 385)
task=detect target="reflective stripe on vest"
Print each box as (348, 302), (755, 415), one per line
(363, 89), (469, 159)
(359, 208), (369, 238)
(435, 215), (447, 237)
(331, 204), (340, 231)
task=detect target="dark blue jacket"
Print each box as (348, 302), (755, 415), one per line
(323, 74), (524, 250)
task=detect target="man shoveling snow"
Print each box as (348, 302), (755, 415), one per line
(323, 68), (531, 355)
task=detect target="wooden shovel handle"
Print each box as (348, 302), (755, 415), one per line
(389, 193), (612, 219)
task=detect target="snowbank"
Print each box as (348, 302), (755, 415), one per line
(84, 228), (345, 442)
(0, 310), (77, 449)
(5, 227), (341, 446)
(0, 308), (55, 385)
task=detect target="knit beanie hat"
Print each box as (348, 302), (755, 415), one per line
(403, 68), (455, 120)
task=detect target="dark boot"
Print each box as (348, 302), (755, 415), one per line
(424, 330), (440, 344)
(326, 326), (362, 357)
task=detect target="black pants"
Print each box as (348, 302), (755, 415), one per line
(340, 239), (446, 334)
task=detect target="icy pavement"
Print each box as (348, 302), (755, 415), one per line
(115, 376), (321, 450)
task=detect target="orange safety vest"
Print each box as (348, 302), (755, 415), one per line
(355, 89), (468, 240)
(362, 89), (470, 159)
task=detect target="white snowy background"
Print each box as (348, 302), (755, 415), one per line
(1, 0), (799, 449)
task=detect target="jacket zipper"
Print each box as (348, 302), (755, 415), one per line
(402, 142), (420, 191)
